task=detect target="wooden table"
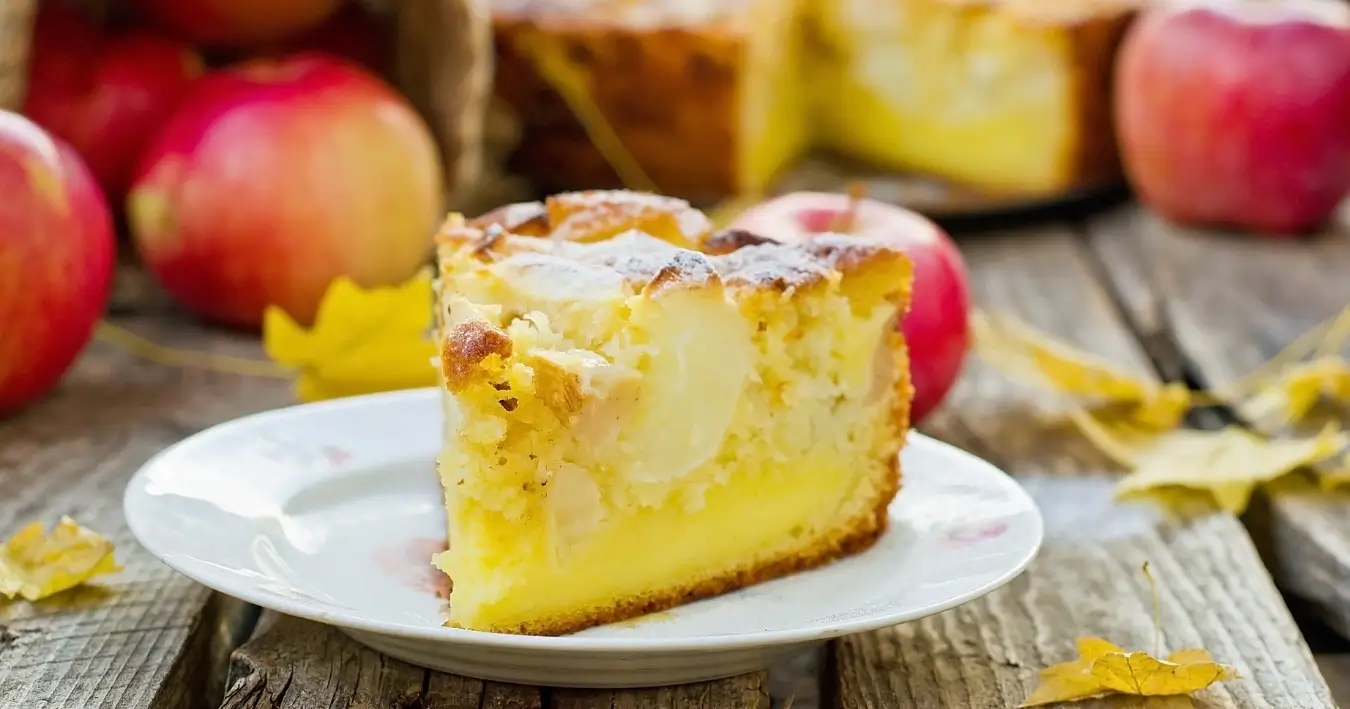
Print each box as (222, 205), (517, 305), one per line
(3, 201), (1350, 709)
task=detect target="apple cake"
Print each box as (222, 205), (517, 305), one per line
(432, 190), (913, 635)
(489, 0), (1136, 202)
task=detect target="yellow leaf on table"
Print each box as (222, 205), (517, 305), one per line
(1317, 451), (1350, 491)
(973, 311), (1192, 431)
(263, 270), (440, 402)
(1023, 562), (1239, 707)
(1240, 356), (1350, 431)
(1021, 637), (1238, 707)
(1217, 306), (1350, 403)
(0, 517), (120, 602)
(1105, 423), (1348, 514)
(973, 311), (1158, 400)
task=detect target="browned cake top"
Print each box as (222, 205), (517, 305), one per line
(438, 191), (912, 295)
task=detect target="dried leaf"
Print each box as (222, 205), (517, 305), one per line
(0, 517), (121, 601)
(1021, 637), (1236, 706)
(1317, 451), (1350, 491)
(972, 311), (1192, 428)
(263, 270), (440, 402)
(973, 311), (1154, 399)
(1076, 414), (1348, 513)
(1218, 306), (1350, 403)
(1021, 563), (1238, 707)
(1241, 356), (1350, 431)
(1093, 647), (1238, 696)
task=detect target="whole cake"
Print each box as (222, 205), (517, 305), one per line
(432, 190), (913, 635)
(490, 0), (1137, 203)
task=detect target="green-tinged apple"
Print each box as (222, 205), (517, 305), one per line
(127, 53), (444, 329)
(728, 192), (971, 424)
(0, 111), (116, 417)
(1115, 0), (1350, 234)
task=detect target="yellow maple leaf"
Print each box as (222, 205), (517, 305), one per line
(1021, 563), (1238, 707)
(263, 270), (440, 402)
(0, 517), (121, 601)
(1075, 413), (1347, 514)
(1020, 638), (1237, 707)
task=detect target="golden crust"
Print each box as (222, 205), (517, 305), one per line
(438, 192), (910, 295)
(469, 191), (714, 246)
(491, 13), (746, 200)
(441, 320), (514, 392)
(447, 452), (903, 636)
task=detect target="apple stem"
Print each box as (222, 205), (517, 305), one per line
(830, 182), (866, 233)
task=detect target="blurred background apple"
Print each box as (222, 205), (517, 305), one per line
(24, 4), (203, 203)
(1115, 0), (1350, 234)
(0, 111), (116, 416)
(127, 53), (444, 330)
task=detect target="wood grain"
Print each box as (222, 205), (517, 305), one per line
(1085, 205), (1350, 640)
(0, 315), (292, 709)
(223, 613), (768, 709)
(827, 224), (1335, 708)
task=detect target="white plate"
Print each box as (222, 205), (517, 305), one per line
(124, 388), (1043, 688)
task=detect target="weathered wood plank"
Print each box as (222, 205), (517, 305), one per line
(0, 315), (292, 709)
(224, 612), (769, 709)
(222, 613), (534, 709)
(1085, 205), (1350, 640)
(827, 224), (1335, 708)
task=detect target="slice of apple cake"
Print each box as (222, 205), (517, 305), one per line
(432, 191), (913, 635)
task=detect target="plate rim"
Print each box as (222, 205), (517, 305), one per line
(124, 387), (1044, 653)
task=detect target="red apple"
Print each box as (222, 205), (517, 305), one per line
(0, 111), (116, 416)
(729, 192), (971, 424)
(132, 0), (341, 48)
(127, 53), (444, 330)
(1115, 0), (1350, 234)
(24, 14), (204, 202)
